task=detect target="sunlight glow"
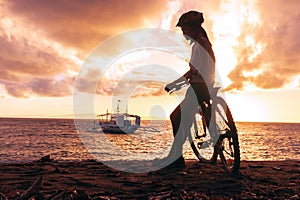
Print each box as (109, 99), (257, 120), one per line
(226, 92), (271, 122)
(242, 69), (263, 78)
(285, 76), (300, 89)
(245, 35), (263, 62)
(160, 0), (181, 29)
(210, 0), (260, 88)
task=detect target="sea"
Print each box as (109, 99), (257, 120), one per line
(0, 118), (300, 163)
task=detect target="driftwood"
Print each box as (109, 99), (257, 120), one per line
(20, 176), (43, 199)
(0, 192), (8, 200)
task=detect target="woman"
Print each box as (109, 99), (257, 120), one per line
(164, 11), (216, 168)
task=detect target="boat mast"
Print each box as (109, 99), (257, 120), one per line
(106, 108), (108, 122)
(125, 104), (128, 121)
(116, 100), (121, 114)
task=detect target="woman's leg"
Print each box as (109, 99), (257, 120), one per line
(168, 96), (197, 161)
(170, 104), (181, 138)
(192, 83), (211, 127)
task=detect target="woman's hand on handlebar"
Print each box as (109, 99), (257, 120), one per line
(165, 80), (189, 94)
(164, 82), (176, 93)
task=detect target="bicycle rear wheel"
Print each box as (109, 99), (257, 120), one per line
(214, 97), (240, 174)
(189, 111), (218, 163)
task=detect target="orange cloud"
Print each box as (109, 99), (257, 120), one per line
(226, 0), (300, 91)
(0, 0), (169, 98)
(6, 0), (168, 51)
(76, 62), (181, 97)
(1, 76), (74, 98)
(2, 0), (298, 99)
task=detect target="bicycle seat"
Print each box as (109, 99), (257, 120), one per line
(210, 87), (221, 98)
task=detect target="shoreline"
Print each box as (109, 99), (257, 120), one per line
(0, 159), (299, 199)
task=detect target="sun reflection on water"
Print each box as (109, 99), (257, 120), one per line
(0, 118), (299, 163)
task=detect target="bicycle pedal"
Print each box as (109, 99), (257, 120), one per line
(195, 134), (206, 139)
(198, 141), (209, 149)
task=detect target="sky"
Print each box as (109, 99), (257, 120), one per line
(0, 0), (300, 122)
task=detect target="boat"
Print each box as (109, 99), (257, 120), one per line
(96, 112), (141, 134)
(95, 101), (141, 134)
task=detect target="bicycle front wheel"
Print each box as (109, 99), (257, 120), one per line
(214, 97), (240, 174)
(189, 111), (218, 163)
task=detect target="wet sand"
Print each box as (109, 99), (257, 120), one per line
(0, 159), (299, 199)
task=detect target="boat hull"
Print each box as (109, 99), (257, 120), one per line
(101, 125), (139, 134)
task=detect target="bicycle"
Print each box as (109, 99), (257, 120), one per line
(167, 81), (240, 174)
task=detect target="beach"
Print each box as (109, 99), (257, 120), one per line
(0, 158), (299, 199)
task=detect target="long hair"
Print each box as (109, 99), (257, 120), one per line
(189, 22), (212, 44)
(195, 24), (215, 62)
(199, 26), (211, 45)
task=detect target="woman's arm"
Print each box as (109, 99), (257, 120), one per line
(165, 70), (191, 92)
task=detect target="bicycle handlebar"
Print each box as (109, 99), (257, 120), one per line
(165, 80), (189, 94)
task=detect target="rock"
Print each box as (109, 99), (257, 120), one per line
(53, 167), (61, 173)
(38, 155), (53, 162)
(67, 189), (91, 200)
(271, 166), (282, 171)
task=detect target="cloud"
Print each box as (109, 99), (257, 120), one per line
(0, 0), (170, 98)
(6, 0), (169, 52)
(0, 27), (77, 77)
(0, 76), (74, 98)
(2, 0), (298, 99)
(226, 0), (300, 91)
(75, 63), (180, 97)
(163, 0), (300, 91)
(0, 10), (79, 97)
(96, 79), (167, 97)
(75, 76), (167, 98)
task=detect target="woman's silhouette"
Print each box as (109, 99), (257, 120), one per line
(163, 11), (216, 168)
